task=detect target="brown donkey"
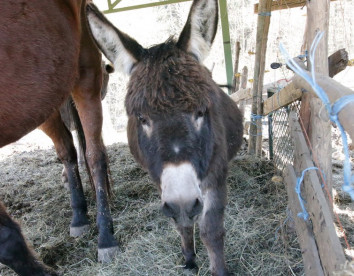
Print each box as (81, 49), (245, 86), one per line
(0, 1), (118, 275)
(87, 0), (243, 275)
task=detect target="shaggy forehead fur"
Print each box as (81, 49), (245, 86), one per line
(125, 39), (216, 116)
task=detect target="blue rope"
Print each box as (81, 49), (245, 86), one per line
(331, 95), (354, 117)
(251, 113), (263, 123)
(280, 32), (354, 201)
(249, 113), (263, 136)
(296, 167), (319, 221)
(258, 12), (271, 16)
(297, 51), (308, 60)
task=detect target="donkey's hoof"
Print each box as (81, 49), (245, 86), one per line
(98, 246), (120, 263)
(70, 224), (90, 237)
(184, 260), (198, 270)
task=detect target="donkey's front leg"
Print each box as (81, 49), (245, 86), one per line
(199, 188), (230, 276)
(175, 224), (198, 270)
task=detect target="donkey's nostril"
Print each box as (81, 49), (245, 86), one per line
(188, 198), (203, 219)
(161, 202), (180, 218)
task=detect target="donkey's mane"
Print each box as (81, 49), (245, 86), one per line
(125, 39), (216, 116)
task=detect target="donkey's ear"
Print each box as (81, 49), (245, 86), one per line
(177, 0), (218, 62)
(86, 3), (143, 74)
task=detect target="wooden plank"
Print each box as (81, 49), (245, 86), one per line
(289, 111), (346, 274)
(248, 0), (272, 156)
(254, 0), (337, 13)
(284, 165), (325, 276)
(230, 88), (252, 102)
(289, 50), (348, 78)
(262, 82), (302, 115)
(328, 49), (348, 78)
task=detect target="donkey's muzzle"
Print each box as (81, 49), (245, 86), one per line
(161, 198), (203, 220)
(160, 162), (203, 225)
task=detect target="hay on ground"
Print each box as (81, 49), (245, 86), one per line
(0, 143), (303, 275)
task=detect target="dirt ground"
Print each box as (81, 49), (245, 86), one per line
(0, 128), (352, 276)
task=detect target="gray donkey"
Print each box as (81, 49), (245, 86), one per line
(86, 1), (243, 275)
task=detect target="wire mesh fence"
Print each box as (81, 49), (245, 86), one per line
(267, 92), (301, 173)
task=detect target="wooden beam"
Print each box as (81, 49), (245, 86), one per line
(230, 88), (252, 102)
(284, 165), (325, 276)
(262, 82), (302, 115)
(292, 73), (354, 143)
(289, 111), (346, 274)
(254, 0), (337, 13)
(248, 0), (272, 156)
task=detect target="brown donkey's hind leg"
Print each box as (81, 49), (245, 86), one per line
(0, 202), (57, 276)
(40, 111), (90, 237)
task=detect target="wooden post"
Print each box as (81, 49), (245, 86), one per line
(232, 42), (241, 93)
(248, 0), (272, 156)
(238, 66), (249, 116)
(299, 0), (333, 207)
(241, 66), (248, 89)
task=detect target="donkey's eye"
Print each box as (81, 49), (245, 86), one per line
(138, 114), (148, 125)
(196, 110), (204, 118)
